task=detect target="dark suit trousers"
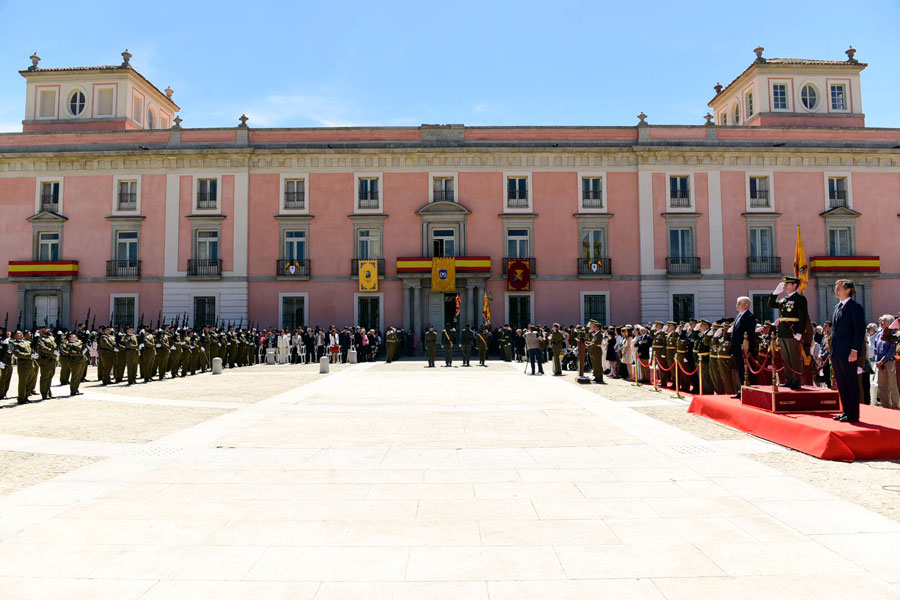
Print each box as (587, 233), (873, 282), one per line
(833, 355), (860, 421)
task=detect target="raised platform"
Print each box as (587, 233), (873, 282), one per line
(688, 393), (900, 461)
(740, 385), (841, 413)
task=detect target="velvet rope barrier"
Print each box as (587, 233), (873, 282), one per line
(676, 360), (699, 377)
(654, 357), (675, 372)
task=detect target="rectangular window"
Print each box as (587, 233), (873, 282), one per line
(432, 228), (456, 258)
(506, 177), (528, 208)
(357, 229), (380, 259)
(117, 180), (137, 210)
(753, 294), (775, 323)
(506, 228), (530, 258)
(358, 177), (379, 209)
(132, 94), (143, 126)
(508, 295), (531, 330)
(580, 229), (604, 259)
(433, 177), (454, 202)
(197, 178), (217, 209)
(720, 112), (727, 126)
(748, 227), (773, 258)
(581, 177), (603, 208)
(96, 87), (114, 116)
(195, 230), (219, 260)
(284, 179), (305, 209)
(669, 176), (690, 207)
(112, 296), (136, 329)
(583, 295), (607, 327)
(772, 84), (788, 110)
(38, 231), (60, 261)
(38, 89), (57, 118)
(672, 294), (695, 322)
(358, 297), (380, 331)
(669, 228), (693, 258)
(828, 227), (852, 256)
(746, 91), (754, 116)
(830, 84), (847, 111)
(282, 296), (305, 330)
(283, 230), (306, 260)
(748, 176), (769, 208)
(40, 181), (60, 212)
(193, 297), (216, 328)
(116, 231), (139, 261)
(828, 177), (847, 208)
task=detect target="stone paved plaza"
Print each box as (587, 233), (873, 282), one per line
(1, 361), (899, 599)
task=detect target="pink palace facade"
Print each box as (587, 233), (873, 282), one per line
(1, 47), (899, 335)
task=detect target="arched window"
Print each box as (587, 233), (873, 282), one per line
(69, 91), (85, 116)
(733, 101), (741, 125)
(800, 84), (818, 110)
(147, 108), (154, 129)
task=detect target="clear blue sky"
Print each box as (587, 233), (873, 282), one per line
(1, 0), (898, 132)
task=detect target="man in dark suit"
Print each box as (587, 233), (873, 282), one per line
(730, 296), (758, 398)
(830, 279), (866, 423)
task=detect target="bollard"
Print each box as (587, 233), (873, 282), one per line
(266, 348), (276, 365)
(348, 347), (358, 364)
(319, 356), (330, 374)
(211, 357), (223, 375)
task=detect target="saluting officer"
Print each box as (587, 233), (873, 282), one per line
(768, 275), (810, 389)
(60, 331), (88, 396)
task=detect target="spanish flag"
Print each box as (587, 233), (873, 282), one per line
(482, 293), (491, 325)
(793, 225), (808, 293)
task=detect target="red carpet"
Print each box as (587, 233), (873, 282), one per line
(688, 394), (900, 461)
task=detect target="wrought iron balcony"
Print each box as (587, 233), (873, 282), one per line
(350, 258), (385, 277)
(358, 192), (379, 209)
(501, 257), (537, 275)
(666, 256), (700, 275)
(196, 192), (217, 210)
(749, 191), (770, 208)
(582, 190), (603, 208)
(284, 191), (306, 210)
(669, 189), (691, 207)
(40, 194), (60, 213)
(277, 259), (310, 278)
(432, 189), (454, 202)
(828, 190), (848, 209)
(506, 193), (528, 208)
(187, 258), (222, 277)
(117, 193), (137, 211)
(577, 258), (612, 276)
(747, 256), (781, 274)
(106, 259), (141, 278)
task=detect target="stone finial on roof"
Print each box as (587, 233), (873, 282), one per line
(714, 82), (723, 95)
(28, 52), (40, 71)
(846, 46), (858, 63)
(121, 49), (132, 68)
(637, 112), (648, 126)
(754, 46), (766, 63)
(238, 114), (249, 128)
(172, 116), (182, 129)
(704, 113), (714, 126)
(164, 86), (174, 99)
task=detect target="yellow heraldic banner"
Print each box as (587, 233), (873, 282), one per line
(358, 259), (379, 292)
(431, 257), (456, 292)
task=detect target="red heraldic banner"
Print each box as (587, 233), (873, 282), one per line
(506, 259), (531, 291)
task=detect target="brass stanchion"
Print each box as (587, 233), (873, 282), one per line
(632, 353), (641, 387)
(651, 356), (660, 392)
(673, 360), (683, 399)
(771, 336), (779, 394)
(698, 359), (704, 396)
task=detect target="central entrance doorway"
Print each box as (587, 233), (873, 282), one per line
(427, 292), (459, 333)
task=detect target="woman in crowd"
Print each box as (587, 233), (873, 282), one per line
(328, 326), (341, 363)
(605, 329), (619, 378)
(621, 326), (636, 381)
(276, 329), (290, 364)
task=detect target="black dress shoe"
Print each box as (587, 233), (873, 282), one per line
(17, 399), (30, 405)
(836, 415), (857, 423)
(731, 394), (741, 399)
(833, 414), (845, 420)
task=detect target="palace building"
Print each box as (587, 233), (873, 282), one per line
(0, 47), (898, 334)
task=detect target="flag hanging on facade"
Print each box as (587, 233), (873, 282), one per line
(482, 293), (491, 325)
(506, 258), (531, 291)
(358, 259), (378, 292)
(432, 257), (456, 292)
(454, 294), (460, 319)
(793, 225), (809, 293)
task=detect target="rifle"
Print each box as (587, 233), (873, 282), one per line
(90, 315), (96, 332)
(17, 311), (22, 331)
(3, 312), (7, 332)
(85, 308), (91, 330)
(139, 313), (145, 329)
(157, 311), (162, 330)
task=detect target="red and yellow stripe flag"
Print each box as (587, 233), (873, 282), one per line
(793, 225), (808, 293)
(482, 293), (491, 325)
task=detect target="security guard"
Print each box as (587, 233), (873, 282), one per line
(441, 325), (455, 367)
(122, 325), (140, 385)
(12, 331), (38, 404)
(768, 275), (810, 389)
(460, 324), (474, 367)
(34, 325), (59, 400)
(476, 326), (491, 366)
(549, 323), (565, 376)
(60, 331), (88, 396)
(585, 319), (605, 384)
(424, 325), (438, 367)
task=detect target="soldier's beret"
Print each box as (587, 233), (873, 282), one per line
(783, 275), (801, 284)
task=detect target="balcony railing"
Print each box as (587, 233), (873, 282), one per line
(666, 256), (700, 275)
(358, 193), (379, 209)
(284, 191), (306, 210)
(828, 190), (848, 209)
(669, 189), (691, 207)
(506, 193), (528, 208)
(277, 259), (310, 278)
(502, 257), (537, 275)
(106, 259), (141, 278)
(117, 193), (137, 211)
(196, 193), (217, 210)
(350, 258), (385, 277)
(187, 258), (222, 277)
(40, 194), (60, 213)
(432, 190), (454, 202)
(747, 256), (781, 274)
(582, 190), (603, 208)
(749, 191), (770, 208)
(577, 258), (612, 276)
